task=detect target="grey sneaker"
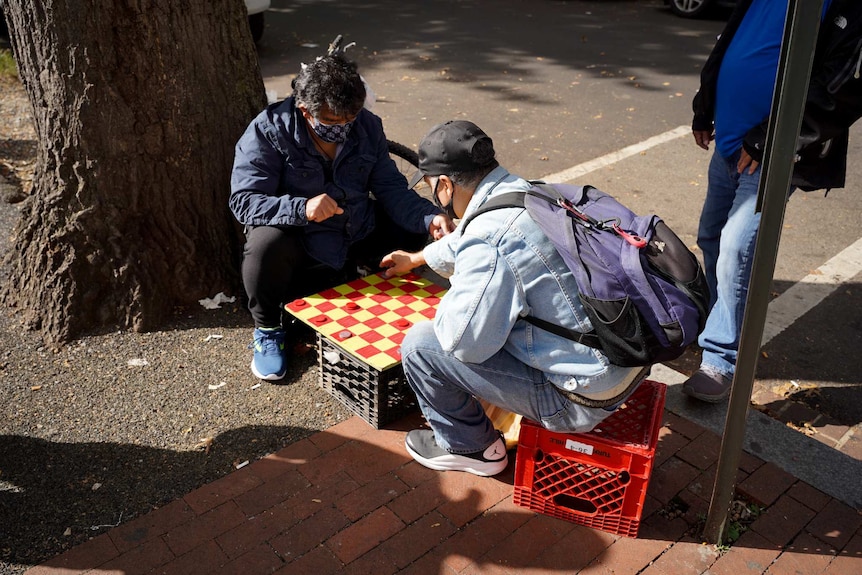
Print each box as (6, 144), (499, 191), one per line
(682, 366), (732, 403)
(405, 429), (508, 477)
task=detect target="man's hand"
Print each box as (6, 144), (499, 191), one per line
(305, 193), (344, 222)
(693, 130), (714, 151)
(737, 148), (759, 175)
(429, 213), (455, 240)
(380, 250), (424, 278)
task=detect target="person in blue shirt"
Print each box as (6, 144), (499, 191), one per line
(382, 121), (648, 476)
(230, 55), (453, 381)
(685, 0), (862, 401)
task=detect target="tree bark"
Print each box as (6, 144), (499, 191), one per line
(0, 0), (266, 345)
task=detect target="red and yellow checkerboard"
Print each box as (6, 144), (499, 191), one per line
(285, 272), (447, 371)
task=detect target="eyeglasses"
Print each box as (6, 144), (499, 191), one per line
(314, 113), (357, 127)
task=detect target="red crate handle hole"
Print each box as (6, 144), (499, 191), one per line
(552, 494), (598, 516)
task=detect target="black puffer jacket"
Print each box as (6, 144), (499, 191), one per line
(692, 0), (862, 191)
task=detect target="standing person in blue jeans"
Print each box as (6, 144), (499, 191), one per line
(683, 0), (862, 402)
(230, 54), (453, 381)
(380, 121), (648, 476)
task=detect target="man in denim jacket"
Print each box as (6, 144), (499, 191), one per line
(230, 55), (452, 381)
(381, 121), (647, 476)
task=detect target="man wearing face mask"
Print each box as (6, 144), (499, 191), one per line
(381, 121), (648, 476)
(230, 54), (454, 381)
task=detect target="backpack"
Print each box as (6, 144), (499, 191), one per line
(461, 182), (710, 367)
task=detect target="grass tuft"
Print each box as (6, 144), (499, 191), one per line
(0, 49), (19, 80)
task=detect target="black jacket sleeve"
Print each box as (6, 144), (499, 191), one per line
(742, 0), (862, 170)
(691, 0), (753, 133)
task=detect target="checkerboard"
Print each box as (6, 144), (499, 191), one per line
(285, 272), (447, 371)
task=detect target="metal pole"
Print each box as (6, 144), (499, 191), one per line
(702, 0), (824, 544)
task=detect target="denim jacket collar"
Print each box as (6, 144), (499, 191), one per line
(461, 166), (514, 221)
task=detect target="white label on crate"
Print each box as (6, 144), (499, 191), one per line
(565, 439), (594, 455)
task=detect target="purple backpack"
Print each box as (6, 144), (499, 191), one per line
(462, 182), (709, 367)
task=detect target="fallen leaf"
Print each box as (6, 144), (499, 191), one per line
(293, 342), (314, 355)
(195, 437), (213, 454)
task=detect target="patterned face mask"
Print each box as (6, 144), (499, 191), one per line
(310, 117), (353, 143)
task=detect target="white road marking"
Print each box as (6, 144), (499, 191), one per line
(539, 125), (691, 183)
(761, 236), (862, 344)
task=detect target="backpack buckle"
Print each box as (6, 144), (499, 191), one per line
(611, 222), (647, 248)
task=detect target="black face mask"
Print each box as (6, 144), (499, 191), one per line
(432, 178), (458, 220)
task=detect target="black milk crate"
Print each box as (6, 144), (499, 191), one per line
(317, 334), (418, 428)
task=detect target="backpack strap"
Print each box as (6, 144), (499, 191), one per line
(460, 182), (569, 228)
(460, 192), (526, 229)
(460, 189), (603, 352)
(527, 181), (564, 206)
(518, 315), (602, 350)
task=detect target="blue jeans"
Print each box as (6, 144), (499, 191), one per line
(697, 151), (792, 377)
(400, 322), (635, 453)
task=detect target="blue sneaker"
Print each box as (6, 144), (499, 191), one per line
(248, 327), (286, 381)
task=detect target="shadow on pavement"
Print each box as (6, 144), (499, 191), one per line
(12, 411), (862, 574)
(260, 0), (719, 95)
(759, 279), (862, 426)
(0, 424), (317, 569)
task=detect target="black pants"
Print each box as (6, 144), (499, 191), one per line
(241, 202), (429, 328)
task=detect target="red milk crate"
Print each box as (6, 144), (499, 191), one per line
(513, 379), (666, 537)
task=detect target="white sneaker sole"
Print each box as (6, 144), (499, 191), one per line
(250, 360), (286, 381)
(405, 441), (508, 477)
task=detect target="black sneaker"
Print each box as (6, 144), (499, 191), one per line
(404, 429), (508, 477)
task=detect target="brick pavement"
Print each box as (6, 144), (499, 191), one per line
(750, 386), (862, 460)
(24, 410), (862, 575)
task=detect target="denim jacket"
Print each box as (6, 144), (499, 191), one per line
(229, 97), (440, 269)
(423, 167), (639, 395)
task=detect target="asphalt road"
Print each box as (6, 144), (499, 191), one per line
(254, 0), (862, 423)
(257, 0), (719, 177)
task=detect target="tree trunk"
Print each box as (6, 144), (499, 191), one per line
(0, 0), (266, 345)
